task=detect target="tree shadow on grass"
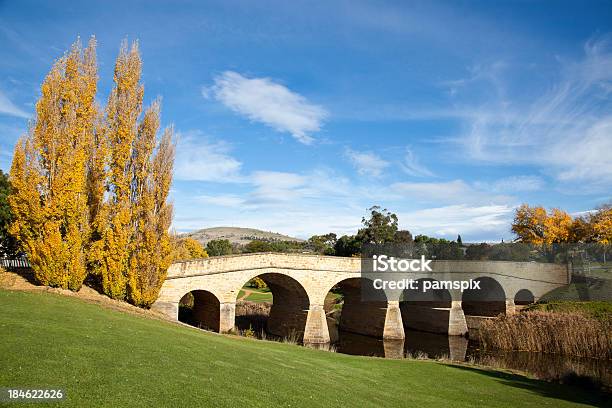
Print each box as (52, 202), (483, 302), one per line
(3, 267), (38, 285)
(443, 364), (610, 408)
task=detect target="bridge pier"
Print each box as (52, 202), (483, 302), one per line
(505, 298), (516, 315)
(303, 304), (330, 344)
(448, 335), (468, 361)
(219, 302), (236, 333)
(383, 301), (405, 340)
(448, 300), (468, 336)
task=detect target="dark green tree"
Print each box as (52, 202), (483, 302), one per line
(465, 243), (491, 260)
(0, 170), (19, 257)
(308, 233), (337, 255)
(334, 235), (361, 257)
(457, 234), (463, 245)
(357, 206), (398, 245)
(394, 230), (413, 243)
(245, 240), (274, 253)
(206, 239), (233, 256)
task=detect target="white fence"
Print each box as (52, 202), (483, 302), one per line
(0, 258), (30, 269)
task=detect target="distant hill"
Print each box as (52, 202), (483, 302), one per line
(181, 227), (303, 246)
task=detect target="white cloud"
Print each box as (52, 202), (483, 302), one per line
(248, 169), (352, 205)
(399, 204), (514, 240)
(344, 148), (389, 177)
(390, 179), (511, 205)
(474, 175), (544, 193)
(459, 36), (612, 188)
(401, 147), (434, 177)
(174, 131), (244, 182)
(208, 71), (328, 144)
(0, 90), (28, 118)
(195, 194), (246, 207)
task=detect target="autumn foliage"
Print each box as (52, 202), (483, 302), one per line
(9, 39), (97, 290)
(512, 203), (612, 244)
(172, 237), (208, 260)
(9, 38), (175, 307)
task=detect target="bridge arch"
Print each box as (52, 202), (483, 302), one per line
(400, 278), (452, 334)
(178, 289), (221, 332)
(324, 277), (388, 339)
(236, 272), (310, 340)
(462, 276), (506, 317)
(514, 288), (535, 305)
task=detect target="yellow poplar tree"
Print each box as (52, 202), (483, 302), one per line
(90, 40), (175, 306)
(127, 102), (176, 306)
(91, 41), (144, 299)
(9, 38), (97, 289)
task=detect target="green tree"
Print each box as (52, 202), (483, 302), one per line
(357, 206), (398, 245)
(0, 170), (19, 257)
(334, 235), (361, 257)
(394, 230), (413, 244)
(465, 243), (491, 260)
(206, 239), (233, 256)
(245, 240), (273, 253)
(308, 233), (337, 255)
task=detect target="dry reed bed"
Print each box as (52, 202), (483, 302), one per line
(478, 311), (611, 360)
(235, 300), (271, 316)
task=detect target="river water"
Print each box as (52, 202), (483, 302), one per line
(326, 325), (612, 389)
(232, 313), (611, 389)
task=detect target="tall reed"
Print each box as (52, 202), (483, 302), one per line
(478, 311), (611, 359)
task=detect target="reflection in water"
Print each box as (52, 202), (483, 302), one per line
(328, 323), (612, 388)
(238, 307), (611, 389)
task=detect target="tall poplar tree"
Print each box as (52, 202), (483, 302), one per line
(91, 41), (175, 306)
(90, 41), (144, 299)
(127, 101), (175, 306)
(9, 38), (97, 289)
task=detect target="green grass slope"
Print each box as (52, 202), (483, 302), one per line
(0, 290), (607, 407)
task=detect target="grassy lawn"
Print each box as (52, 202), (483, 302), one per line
(0, 289), (607, 407)
(239, 286), (273, 303)
(244, 291), (273, 302)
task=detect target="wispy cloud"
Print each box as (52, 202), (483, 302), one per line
(174, 131), (244, 182)
(390, 179), (512, 205)
(195, 194), (246, 207)
(474, 175), (544, 193)
(0, 89), (28, 118)
(400, 147), (434, 177)
(344, 148), (389, 177)
(459, 36), (612, 189)
(399, 204), (514, 240)
(247, 169), (352, 205)
(207, 71), (328, 144)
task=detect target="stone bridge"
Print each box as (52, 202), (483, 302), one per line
(151, 253), (569, 344)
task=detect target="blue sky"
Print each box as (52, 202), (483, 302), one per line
(1, 0), (611, 241)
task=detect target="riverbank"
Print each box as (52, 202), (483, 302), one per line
(478, 302), (611, 360)
(0, 289), (607, 407)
